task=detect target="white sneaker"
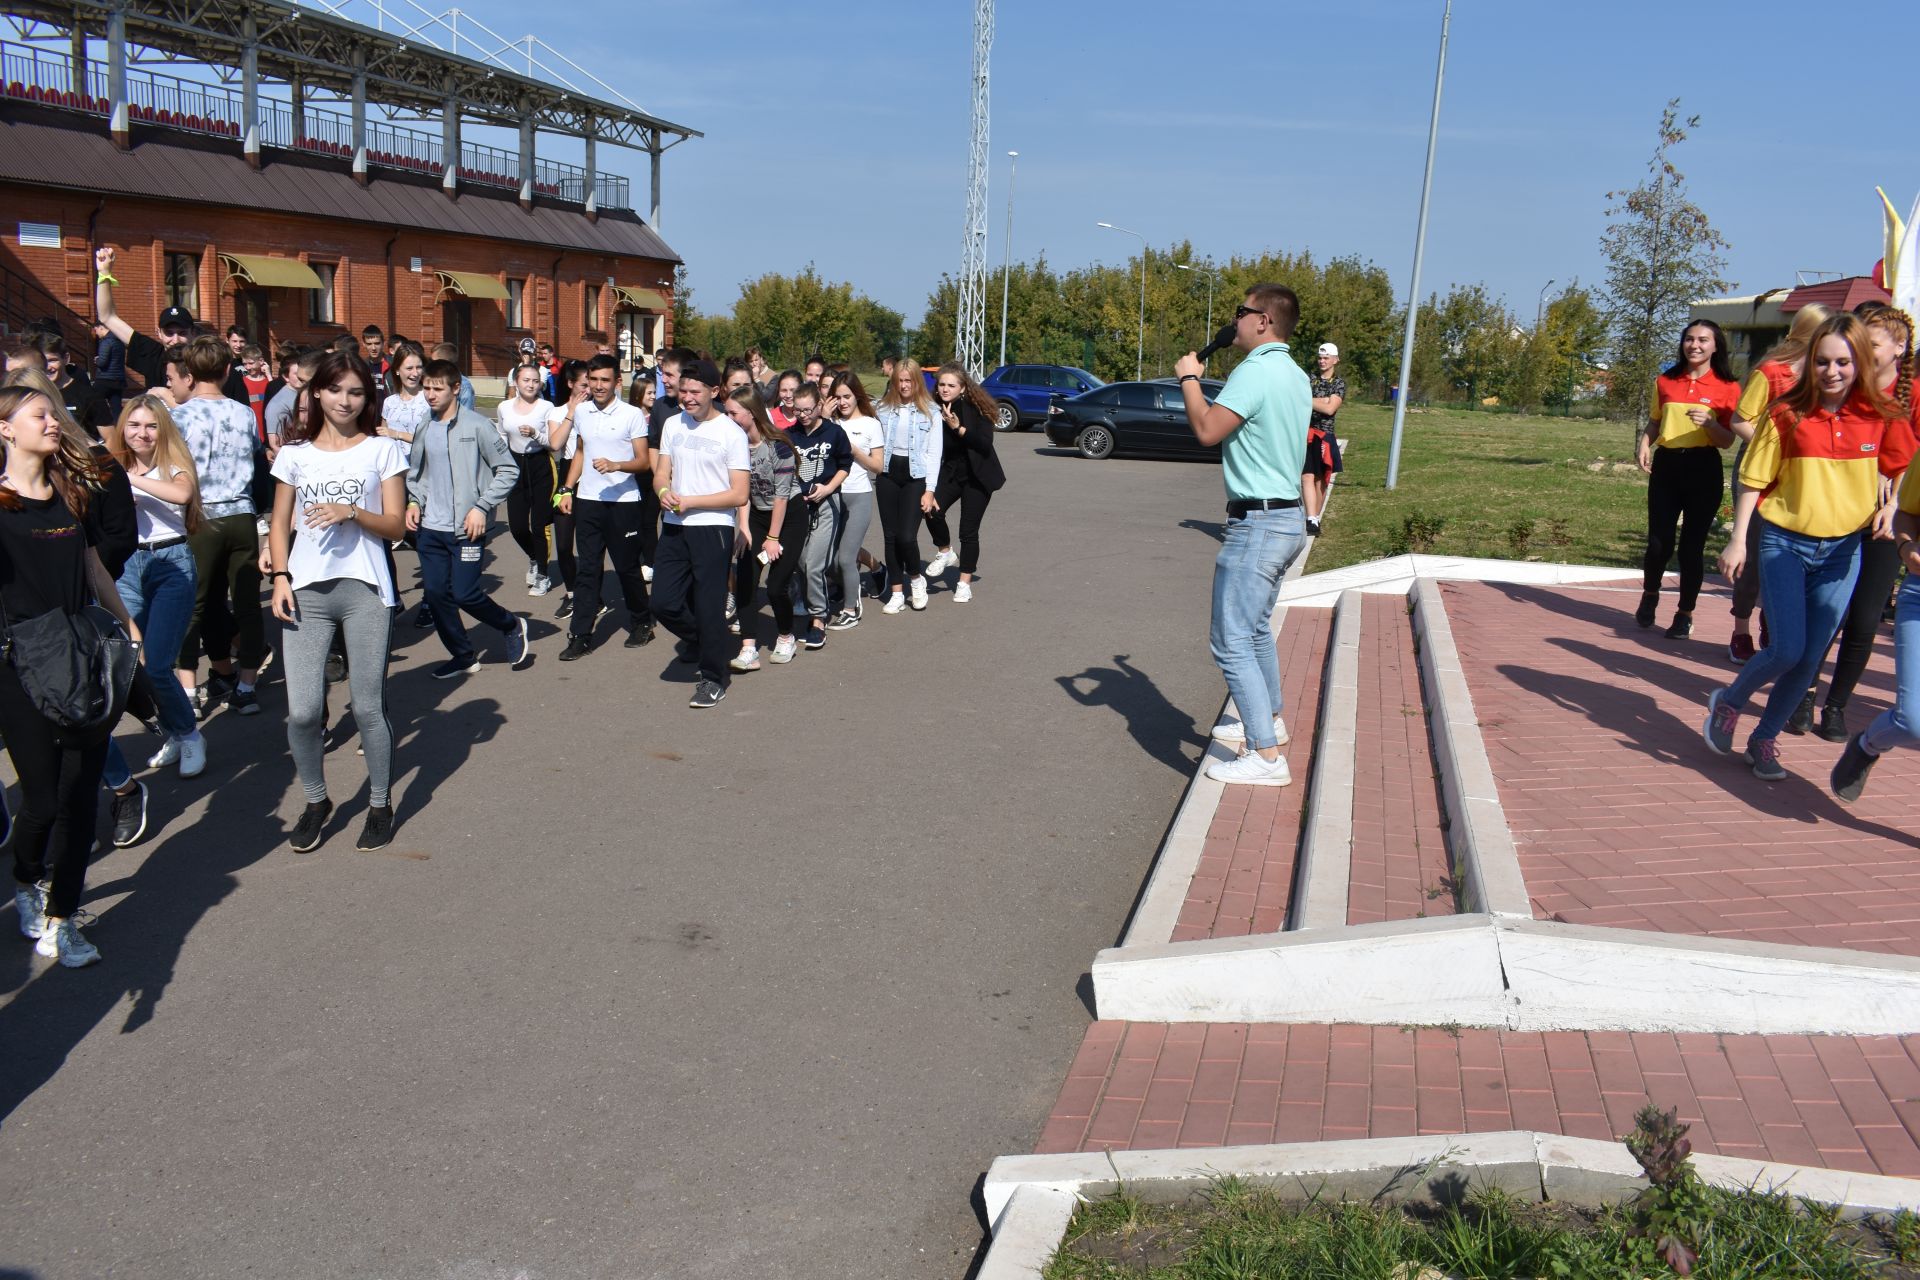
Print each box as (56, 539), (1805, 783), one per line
(525, 560), (540, 587)
(14, 881), (46, 939)
(642, 564), (655, 584)
(953, 580), (973, 603)
(769, 636), (797, 664)
(724, 592), (736, 621)
(529, 574), (554, 597)
(1206, 751), (1293, 787)
(36, 917), (101, 967)
(1210, 714), (1291, 746)
(882, 592), (907, 615)
(148, 737), (181, 769)
(909, 577), (929, 610)
(925, 549), (957, 577)
(730, 646), (761, 672)
(178, 733), (207, 779)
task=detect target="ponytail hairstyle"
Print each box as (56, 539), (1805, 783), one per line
(1756, 303), (1831, 369)
(935, 362), (999, 421)
(1663, 319), (1736, 383)
(1771, 314), (1904, 426)
(0, 385), (107, 516)
(878, 357), (936, 418)
(1856, 302), (1916, 418)
(825, 370), (876, 420)
(726, 383), (795, 454)
(291, 351), (381, 446)
(110, 393), (204, 533)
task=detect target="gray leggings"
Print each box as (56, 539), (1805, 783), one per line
(800, 493), (845, 619)
(835, 489), (874, 609)
(284, 577), (394, 808)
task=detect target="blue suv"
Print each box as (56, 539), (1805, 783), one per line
(980, 364), (1103, 431)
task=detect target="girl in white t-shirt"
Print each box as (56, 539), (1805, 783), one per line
(543, 361), (590, 621)
(497, 362), (559, 595)
(826, 373), (885, 628)
(377, 344), (429, 455)
(268, 351), (410, 855)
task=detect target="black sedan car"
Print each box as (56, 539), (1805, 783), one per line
(1045, 379), (1225, 460)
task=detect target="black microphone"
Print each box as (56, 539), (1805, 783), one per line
(1195, 321), (1237, 366)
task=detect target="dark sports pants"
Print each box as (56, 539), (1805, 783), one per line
(1641, 446), (1724, 614)
(416, 527), (516, 665)
(653, 523), (735, 687)
(505, 451), (556, 570)
(182, 512), (264, 672)
(0, 665), (109, 920)
(874, 457), (925, 588)
(736, 502), (807, 639)
(925, 469), (994, 574)
(570, 499), (651, 637)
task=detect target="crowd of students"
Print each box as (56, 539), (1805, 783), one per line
(0, 249), (1006, 967)
(1631, 301), (1920, 790)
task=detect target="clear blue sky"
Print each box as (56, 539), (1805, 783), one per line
(472, 0), (1917, 329)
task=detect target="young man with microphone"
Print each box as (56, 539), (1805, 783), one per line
(1173, 285), (1312, 786)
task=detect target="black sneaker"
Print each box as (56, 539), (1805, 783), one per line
(1305, 518), (1322, 537)
(689, 679), (725, 709)
(1830, 732), (1880, 803)
(862, 570), (885, 600)
(356, 805), (396, 851)
(558, 635), (594, 662)
(625, 623), (656, 649)
(289, 799), (333, 852)
(431, 657), (481, 680)
(110, 782), (149, 848)
(804, 622), (827, 650)
(826, 609), (861, 631)
(228, 686), (262, 716)
(1815, 702), (1850, 743)
(555, 592), (574, 620)
(1634, 591), (1658, 628)
(1785, 689), (1815, 736)
(1664, 611), (1693, 640)
(203, 671), (236, 705)
(413, 604), (437, 629)
(324, 652), (348, 685)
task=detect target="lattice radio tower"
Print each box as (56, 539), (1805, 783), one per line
(954, 0), (993, 375)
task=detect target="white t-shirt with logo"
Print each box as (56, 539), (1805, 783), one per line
(381, 391), (431, 458)
(497, 397), (555, 457)
(660, 411), (750, 529)
(837, 414), (884, 495)
(269, 435), (410, 605)
(571, 399), (648, 503)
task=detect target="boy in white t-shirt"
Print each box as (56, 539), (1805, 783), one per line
(652, 358), (750, 708)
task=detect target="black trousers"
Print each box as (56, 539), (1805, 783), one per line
(570, 499), (651, 638)
(875, 456), (926, 585)
(736, 502), (808, 639)
(506, 451), (556, 569)
(1821, 534), (1903, 711)
(925, 469), (994, 574)
(637, 470), (661, 567)
(1642, 446), (1724, 613)
(653, 523), (735, 687)
(0, 664), (109, 920)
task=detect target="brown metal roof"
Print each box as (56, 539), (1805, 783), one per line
(0, 114), (679, 264)
(1781, 276), (1889, 315)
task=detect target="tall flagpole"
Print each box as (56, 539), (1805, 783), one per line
(1385, 0), (1452, 491)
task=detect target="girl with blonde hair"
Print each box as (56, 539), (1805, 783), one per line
(872, 358), (943, 612)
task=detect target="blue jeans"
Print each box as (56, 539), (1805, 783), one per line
(1863, 573), (1920, 754)
(1723, 520), (1860, 743)
(1209, 506), (1307, 752)
(104, 541), (200, 788)
(416, 526), (515, 664)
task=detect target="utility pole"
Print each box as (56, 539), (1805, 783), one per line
(997, 150), (1017, 370)
(955, 0), (993, 375)
(1385, 0), (1451, 491)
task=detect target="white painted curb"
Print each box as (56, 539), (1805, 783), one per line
(1091, 913), (1920, 1035)
(1282, 555), (1640, 609)
(976, 1183), (1079, 1280)
(981, 1130), (1920, 1265)
(1290, 589), (1360, 931)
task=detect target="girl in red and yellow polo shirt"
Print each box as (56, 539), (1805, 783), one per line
(1703, 313), (1912, 781)
(1635, 320), (1740, 639)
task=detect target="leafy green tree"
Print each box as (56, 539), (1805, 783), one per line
(1599, 99), (1731, 422)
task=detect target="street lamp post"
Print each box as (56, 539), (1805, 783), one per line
(998, 150), (1018, 370)
(1384, 0), (1452, 491)
(1097, 221), (1147, 381)
(1535, 278), (1556, 329)
(1174, 262), (1218, 338)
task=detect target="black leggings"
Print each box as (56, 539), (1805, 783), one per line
(0, 664), (109, 920)
(553, 506), (577, 595)
(736, 502), (807, 638)
(506, 451), (556, 569)
(1642, 446), (1724, 613)
(1821, 534), (1903, 711)
(925, 470), (994, 574)
(874, 457), (925, 587)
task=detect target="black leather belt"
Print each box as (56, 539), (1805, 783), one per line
(138, 535), (188, 551)
(1226, 497), (1301, 517)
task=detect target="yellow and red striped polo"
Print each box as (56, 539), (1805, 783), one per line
(1652, 369), (1740, 449)
(1743, 392), (1915, 536)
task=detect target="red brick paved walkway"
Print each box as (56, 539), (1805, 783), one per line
(1350, 594), (1453, 925)
(1037, 1021), (1920, 1178)
(1172, 607), (1333, 943)
(1443, 580), (1920, 957)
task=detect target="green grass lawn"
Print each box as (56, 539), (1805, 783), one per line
(1315, 404), (1679, 574)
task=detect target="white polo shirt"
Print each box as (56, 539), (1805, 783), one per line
(571, 397), (648, 503)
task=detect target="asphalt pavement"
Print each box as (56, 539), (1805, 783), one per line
(0, 433), (1234, 1280)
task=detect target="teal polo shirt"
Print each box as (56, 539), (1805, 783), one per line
(1213, 341), (1310, 501)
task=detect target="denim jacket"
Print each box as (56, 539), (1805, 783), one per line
(876, 402), (943, 485)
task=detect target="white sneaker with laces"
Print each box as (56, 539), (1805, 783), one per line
(925, 549), (957, 576)
(769, 636), (798, 664)
(14, 881), (46, 939)
(36, 916), (101, 967)
(529, 574), (554, 597)
(953, 581), (973, 603)
(882, 592), (907, 615)
(178, 733), (207, 779)
(1209, 714), (1291, 746)
(642, 564), (655, 584)
(148, 737), (181, 769)
(1206, 751), (1293, 787)
(525, 560), (540, 587)
(909, 577), (929, 610)
(730, 646), (761, 672)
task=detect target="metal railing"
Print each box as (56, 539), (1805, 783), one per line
(1, 39), (632, 209)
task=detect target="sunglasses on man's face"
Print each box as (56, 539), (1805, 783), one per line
(1234, 305), (1267, 322)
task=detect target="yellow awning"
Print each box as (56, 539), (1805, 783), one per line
(219, 252), (323, 289)
(612, 285), (669, 311)
(435, 270), (511, 301)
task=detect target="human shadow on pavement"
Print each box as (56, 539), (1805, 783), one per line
(1057, 654), (1205, 779)
(1179, 517), (1225, 543)
(0, 625), (504, 1124)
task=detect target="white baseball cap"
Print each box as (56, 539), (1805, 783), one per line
(1318, 342), (1340, 358)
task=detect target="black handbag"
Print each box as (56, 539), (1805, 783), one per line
(1, 599), (140, 745)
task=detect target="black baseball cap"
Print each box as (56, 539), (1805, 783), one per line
(157, 306), (194, 331)
(682, 357), (723, 388)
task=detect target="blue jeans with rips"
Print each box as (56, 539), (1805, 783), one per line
(1723, 520), (1861, 744)
(1209, 507), (1307, 752)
